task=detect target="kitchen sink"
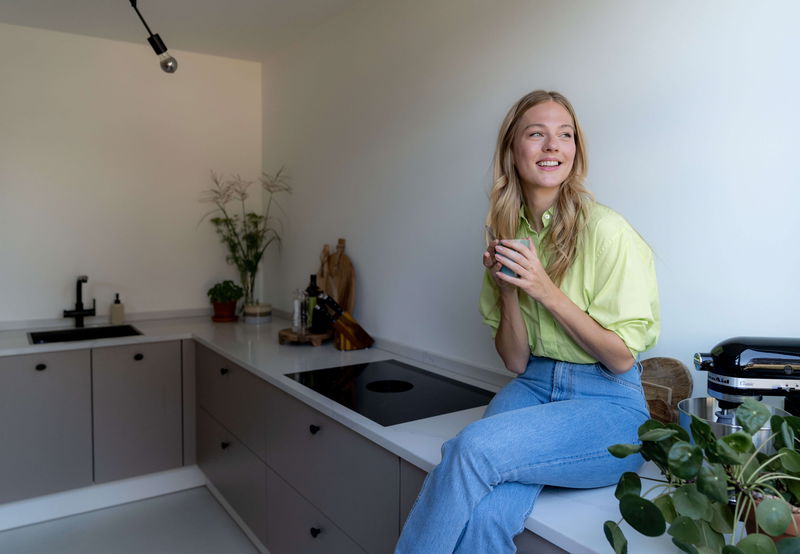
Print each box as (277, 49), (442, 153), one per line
(28, 324), (142, 345)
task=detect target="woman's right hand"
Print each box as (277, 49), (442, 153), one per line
(483, 241), (515, 293)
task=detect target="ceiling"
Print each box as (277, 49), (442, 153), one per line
(0, 0), (363, 61)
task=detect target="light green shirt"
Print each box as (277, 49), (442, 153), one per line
(479, 201), (660, 363)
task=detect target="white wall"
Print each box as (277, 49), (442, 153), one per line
(262, 0), (800, 385)
(0, 24), (262, 324)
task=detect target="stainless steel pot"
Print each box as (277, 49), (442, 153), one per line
(677, 397), (788, 454)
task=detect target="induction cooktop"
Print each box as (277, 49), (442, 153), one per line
(285, 359), (495, 426)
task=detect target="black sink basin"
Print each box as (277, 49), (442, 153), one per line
(29, 325), (142, 345)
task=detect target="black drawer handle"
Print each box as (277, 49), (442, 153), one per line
(35, 363), (47, 371)
(220, 441), (230, 450)
(309, 424), (321, 435)
(133, 353), (144, 361)
(309, 527), (321, 538)
(220, 367), (230, 375)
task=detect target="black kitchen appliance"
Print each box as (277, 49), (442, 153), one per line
(694, 336), (800, 417)
(285, 359), (495, 426)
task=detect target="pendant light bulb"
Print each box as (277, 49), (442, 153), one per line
(159, 52), (178, 74)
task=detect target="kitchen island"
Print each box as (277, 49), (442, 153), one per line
(0, 315), (676, 553)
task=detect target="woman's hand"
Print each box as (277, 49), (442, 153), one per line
(482, 240), (515, 293)
(493, 239), (556, 302)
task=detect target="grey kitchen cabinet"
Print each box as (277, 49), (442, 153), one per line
(196, 344), (267, 461)
(399, 459), (427, 532)
(265, 465), (366, 554)
(0, 349), (93, 504)
(92, 341), (183, 483)
(265, 386), (400, 554)
(197, 407), (267, 545)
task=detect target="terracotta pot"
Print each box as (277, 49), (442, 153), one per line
(211, 301), (238, 322)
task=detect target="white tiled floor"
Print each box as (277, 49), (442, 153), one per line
(0, 487), (259, 554)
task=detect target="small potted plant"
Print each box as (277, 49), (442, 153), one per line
(200, 168), (291, 323)
(207, 280), (244, 322)
(604, 397), (800, 553)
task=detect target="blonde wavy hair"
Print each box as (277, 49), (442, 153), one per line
(486, 90), (593, 285)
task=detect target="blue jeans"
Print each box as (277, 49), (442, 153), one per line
(396, 356), (650, 553)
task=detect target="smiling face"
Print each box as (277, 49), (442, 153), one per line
(512, 101), (577, 192)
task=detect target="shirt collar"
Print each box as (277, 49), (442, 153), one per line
(519, 204), (554, 234)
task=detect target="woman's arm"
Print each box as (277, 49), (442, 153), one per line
(483, 245), (531, 374)
(494, 240), (635, 374)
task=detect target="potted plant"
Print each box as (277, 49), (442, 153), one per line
(604, 397), (800, 553)
(207, 280), (244, 322)
(200, 168), (291, 322)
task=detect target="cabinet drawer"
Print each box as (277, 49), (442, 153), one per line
(265, 387), (399, 554)
(0, 349), (92, 503)
(196, 344), (267, 461)
(93, 341), (182, 483)
(266, 466), (366, 554)
(197, 408), (267, 545)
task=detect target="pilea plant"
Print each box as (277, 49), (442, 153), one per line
(604, 397), (800, 554)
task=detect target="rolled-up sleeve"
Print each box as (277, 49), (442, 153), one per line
(586, 228), (660, 357)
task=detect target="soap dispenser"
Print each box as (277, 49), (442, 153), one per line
(110, 293), (125, 325)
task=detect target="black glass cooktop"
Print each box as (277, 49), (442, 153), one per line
(285, 359), (495, 426)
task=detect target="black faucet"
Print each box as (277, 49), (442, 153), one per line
(63, 275), (96, 328)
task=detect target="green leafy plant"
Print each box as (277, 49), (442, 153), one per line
(604, 397), (800, 554)
(200, 168), (291, 306)
(206, 280), (244, 303)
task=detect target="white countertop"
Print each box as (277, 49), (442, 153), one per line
(0, 316), (677, 553)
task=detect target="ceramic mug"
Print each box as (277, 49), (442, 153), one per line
(498, 238), (530, 277)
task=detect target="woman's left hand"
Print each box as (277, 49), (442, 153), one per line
(494, 239), (556, 303)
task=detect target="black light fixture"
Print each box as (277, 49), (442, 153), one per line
(129, 0), (178, 74)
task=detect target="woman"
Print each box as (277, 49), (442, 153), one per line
(396, 90), (659, 553)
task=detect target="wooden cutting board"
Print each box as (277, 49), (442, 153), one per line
(640, 357), (693, 424)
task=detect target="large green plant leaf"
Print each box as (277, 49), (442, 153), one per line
(756, 498), (792, 537)
(669, 441), (704, 480)
(602, 520), (627, 554)
(619, 495), (666, 537)
(672, 539), (700, 553)
(737, 532), (779, 553)
(641, 441), (671, 473)
(736, 398), (771, 436)
(673, 484), (711, 519)
(614, 472), (641, 500)
(784, 416), (800, 436)
(723, 431), (756, 453)
(777, 537), (800, 554)
(710, 437), (748, 465)
(654, 494), (678, 523)
(772, 416), (788, 450)
(722, 546), (745, 554)
(608, 443), (641, 458)
(697, 520), (725, 551)
(697, 463), (729, 504)
(779, 448), (800, 474)
(708, 501), (734, 534)
(639, 419), (665, 435)
(668, 516), (701, 544)
(640, 428), (679, 442)
(666, 422), (692, 443)
(691, 414), (717, 450)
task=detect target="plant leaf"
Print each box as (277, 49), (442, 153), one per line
(710, 437), (748, 465)
(722, 431), (755, 453)
(697, 463), (729, 504)
(668, 516), (702, 544)
(697, 519), (725, 551)
(782, 421), (796, 453)
(672, 539), (700, 554)
(722, 546), (746, 554)
(603, 520), (628, 554)
(736, 532), (779, 553)
(772, 416), (787, 450)
(608, 443), (641, 458)
(640, 428), (679, 442)
(654, 494), (678, 523)
(779, 448), (800, 473)
(756, 498), (792, 537)
(691, 414), (717, 449)
(666, 422), (692, 443)
(777, 537), (800, 554)
(673, 484), (711, 519)
(614, 472), (641, 500)
(709, 501), (735, 534)
(619, 495), (666, 537)
(736, 398), (771, 436)
(639, 419), (665, 435)
(669, 441), (704, 480)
